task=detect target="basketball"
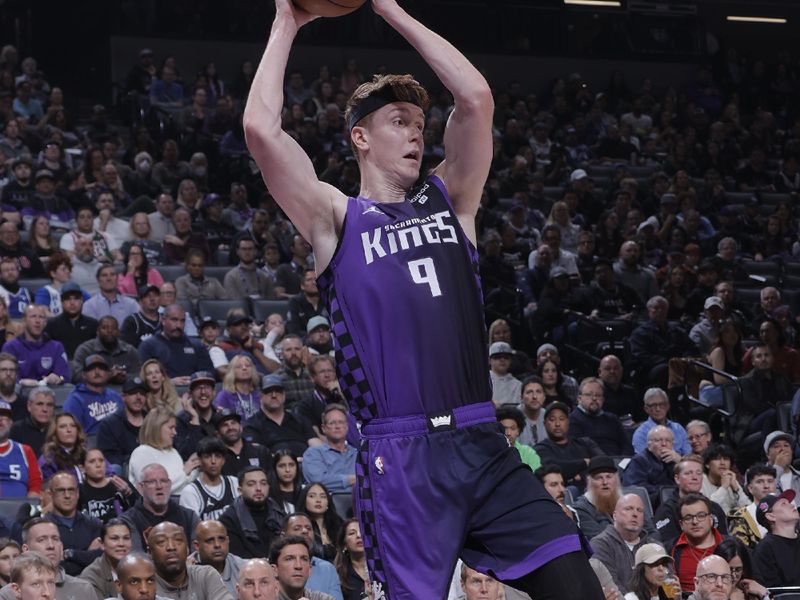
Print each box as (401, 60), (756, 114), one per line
(293, 0), (366, 17)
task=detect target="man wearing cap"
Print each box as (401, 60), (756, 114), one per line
(285, 269), (324, 336)
(176, 371), (220, 450)
(83, 265), (139, 324)
(303, 316), (333, 363)
(138, 304), (213, 384)
(534, 401), (605, 490)
(62, 354), (123, 436)
(613, 241), (658, 306)
(96, 376), (148, 469)
(0, 398), (42, 497)
(590, 494), (661, 593)
(210, 309), (273, 378)
(764, 430), (800, 501)
(0, 257), (30, 319)
(223, 238), (275, 300)
(21, 168), (75, 232)
(71, 315), (140, 384)
(2, 304), (70, 386)
(574, 456), (642, 539)
(0, 156), (35, 210)
(489, 341), (521, 408)
(752, 490), (800, 586)
(689, 297), (724, 356)
(213, 410), (271, 478)
(569, 377), (632, 456)
(728, 464), (778, 548)
(180, 437), (240, 521)
(301, 403), (357, 493)
(243, 374), (320, 456)
(121, 284), (162, 348)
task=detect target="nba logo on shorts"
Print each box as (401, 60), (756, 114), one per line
(40, 357), (52, 370)
(374, 456), (384, 475)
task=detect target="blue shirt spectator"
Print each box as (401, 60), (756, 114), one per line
(62, 355), (123, 435)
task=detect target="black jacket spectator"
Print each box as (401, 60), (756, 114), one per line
(629, 320), (698, 374)
(121, 497), (199, 551)
(534, 436), (605, 487)
(652, 490), (728, 549)
(95, 407), (141, 467)
(243, 410), (316, 457)
(46, 512), (103, 576)
(45, 312), (98, 359)
(219, 496), (285, 559)
(221, 441), (272, 479)
(568, 407), (633, 456)
(9, 416), (47, 457)
(138, 332), (213, 378)
(753, 533), (800, 587)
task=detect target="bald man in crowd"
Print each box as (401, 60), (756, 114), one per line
(114, 552), (172, 600)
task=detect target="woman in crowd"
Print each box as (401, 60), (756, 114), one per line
(546, 200), (582, 254)
(754, 214), (791, 262)
(33, 251), (73, 316)
(297, 482), (342, 562)
(335, 518), (370, 600)
(122, 212), (165, 266)
(175, 178), (202, 214)
(0, 539), (20, 587)
(624, 543), (679, 600)
(660, 265), (692, 321)
(117, 242), (163, 297)
(0, 297), (19, 342)
(78, 448), (134, 523)
(28, 215), (59, 265)
(537, 359), (572, 407)
(38, 412), (88, 482)
(127, 406), (199, 494)
(698, 319), (745, 408)
(79, 518), (133, 600)
(140, 358), (180, 412)
(594, 209), (624, 260)
(214, 355), (261, 420)
(713, 538), (770, 600)
(742, 317), (800, 382)
(266, 449), (303, 514)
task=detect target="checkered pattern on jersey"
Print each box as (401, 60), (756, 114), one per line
(317, 276), (379, 423)
(355, 440), (390, 592)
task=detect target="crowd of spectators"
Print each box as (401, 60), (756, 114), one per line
(0, 36), (799, 600)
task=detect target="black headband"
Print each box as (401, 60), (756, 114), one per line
(347, 86), (423, 132)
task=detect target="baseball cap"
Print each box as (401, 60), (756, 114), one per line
(633, 543), (673, 567)
(122, 376), (148, 394)
(261, 374), (285, 392)
(83, 354), (109, 371)
(570, 169), (588, 183)
(587, 455), (617, 476)
(697, 261), (717, 274)
(211, 409), (241, 429)
(537, 343), (559, 358)
(637, 216), (659, 233)
(11, 157), (32, 170)
(199, 316), (220, 330)
(189, 371), (215, 389)
(137, 284), (160, 299)
(489, 341), (513, 357)
(660, 193), (677, 206)
(226, 313), (253, 327)
(306, 315), (330, 334)
(139, 48), (154, 57)
(35, 169), (55, 182)
(544, 401), (570, 418)
(60, 282), (83, 298)
(203, 193), (223, 207)
(704, 296), (724, 311)
(763, 430), (795, 455)
(756, 490), (797, 529)
(549, 266), (570, 280)
(0, 400), (11, 417)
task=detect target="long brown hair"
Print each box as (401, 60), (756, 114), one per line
(334, 517), (361, 592)
(41, 413), (87, 469)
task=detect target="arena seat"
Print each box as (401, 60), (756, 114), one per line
(331, 492), (354, 519)
(622, 485), (654, 519)
(785, 263), (800, 278)
(741, 259), (782, 278)
(19, 278), (49, 293)
(156, 265), (186, 281)
(735, 288), (762, 307)
(777, 402), (793, 434)
(761, 192), (792, 205)
(0, 497), (38, 521)
(198, 299), (250, 325)
(204, 266), (231, 282)
(251, 299), (290, 322)
(659, 485), (677, 506)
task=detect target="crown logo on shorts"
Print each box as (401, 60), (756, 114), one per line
(430, 414), (452, 428)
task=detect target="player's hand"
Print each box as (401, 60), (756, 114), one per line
(274, 0), (318, 31)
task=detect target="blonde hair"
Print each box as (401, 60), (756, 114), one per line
(140, 359), (179, 412)
(222, 354), (260, 393)
(138, 406), (176, 449)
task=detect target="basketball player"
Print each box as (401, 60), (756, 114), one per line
(244, 1), (602, 598)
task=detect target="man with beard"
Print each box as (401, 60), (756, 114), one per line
(597, 354), (642, 422)
(147, 522), (233, 600)
(188, 520), (243, 597)
(286, 269), (325, 336)
(0, 157), (35, 211)
(516, 377), (546, 447)
(302, 317), (333, 363)
(0, 258), (31, 319)
(295, 356), (350, 442)
(62, 355), (122, 436)
(211, 311), (273, 378)
(10, 386), (54, 457)
(572, 457), (625, 539)
(71, 316), (140, 384)
(274, 336), (314, 410)
(0, 400), (41, 497)
(176, 371), (220, 453)
(96, 376), (148, 469)
(213, 411), (271, 478)
(0, 220), (44, 279)
(44, 282), (98, 359)
(121, 464), (199, 551)
(588, 258), (640, 321)
(179, 437), (239, 521)
(219, 466), (285, 560)
(115, 552), (172, 600)
(2, 304), (69, 387)
(568, 378), (632, 456)
(281, 513), (342, 600)
(68, 238), (103, 295)
(223, 239), (274, 300)
(121, 285), (162, 348)
(274, 235), (312, 298)
(0, 353), (26, 421)
(590, 494), (660, 593)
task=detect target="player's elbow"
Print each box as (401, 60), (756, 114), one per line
(458, 85), (494, 118)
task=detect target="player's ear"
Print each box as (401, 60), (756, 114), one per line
(351, 126), (369, 153)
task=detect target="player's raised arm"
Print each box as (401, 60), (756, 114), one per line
(243, 0), (345, 264)
(372, 1), (493, 224)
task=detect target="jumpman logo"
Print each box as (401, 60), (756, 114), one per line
(362, 205), (385, 216)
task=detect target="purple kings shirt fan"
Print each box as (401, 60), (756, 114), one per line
(317, 175), (492, 424)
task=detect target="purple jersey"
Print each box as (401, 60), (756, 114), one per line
(318, 176), (491, 423)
